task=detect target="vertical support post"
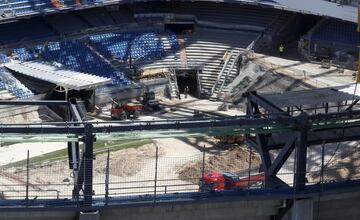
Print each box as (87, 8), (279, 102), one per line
(105, 148), (110, 206)
(320, 142), (325, 185)
(202, 145), (206, 180)
(294, 113), (308, 193)
(92, 89), (96, 111)
(325, 103), (329, 114)
(246, 99), (271, 173)
(26, 150), (29, 206)
(83, 123), (94, 206)
(316, 141), (326, 220)
(154, 146), (159, 204)
(247, 145), (253, 189)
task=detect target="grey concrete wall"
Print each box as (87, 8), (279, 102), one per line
(313, 191), (360, 220)
(100, 200), (281, 220)
(1, 191), (360, 220)
(0, 211), (76, 220)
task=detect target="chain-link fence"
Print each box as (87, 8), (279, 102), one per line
(0, 142), (359, 205)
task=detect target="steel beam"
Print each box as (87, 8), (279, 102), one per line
(0, 115), (295, 134)
(83, 123), (94, 206)
(294, 113), (308, 193)
(0, 100), (68, 106)
(345, 99), (359, 111)
(246, 92), (286, 114)
(69, 103), (83, 123)
(268, 134), (297, 176)
(247, 100), (272, 174)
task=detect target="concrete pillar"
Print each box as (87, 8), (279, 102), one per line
(292, 199), (313, 220)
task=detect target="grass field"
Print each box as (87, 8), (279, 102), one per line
(3, 139), (152, 168)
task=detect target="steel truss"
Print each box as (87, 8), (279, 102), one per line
(1, 96), (360, 206)
(245, 91), (360, 192)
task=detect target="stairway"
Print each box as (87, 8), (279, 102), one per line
(184, 28), (257, 95)
(167, 68), (180, 99)
(209, 50), (239, 101)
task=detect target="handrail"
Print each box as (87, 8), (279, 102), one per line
(217, 52), (240, 98)
(210, 50), (234, 95)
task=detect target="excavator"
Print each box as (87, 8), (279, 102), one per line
(199, 171), (265, 192)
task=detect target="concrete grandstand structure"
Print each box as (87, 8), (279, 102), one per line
(0, 0), (358, 220)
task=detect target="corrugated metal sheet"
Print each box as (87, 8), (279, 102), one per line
(4, 61), (111, 91)
(261, 85), (360, 107)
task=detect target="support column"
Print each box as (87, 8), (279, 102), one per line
(287, 199), (313, 220)
(294, 113), (308, 193)
(281, 199), (313, 220)
(83, 123), (94, 206)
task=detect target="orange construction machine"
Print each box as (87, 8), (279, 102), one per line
(110, 101), (143, 120)
(199, 171), (265, 192)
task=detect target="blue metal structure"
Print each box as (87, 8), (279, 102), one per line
(0, 91), (359, 209)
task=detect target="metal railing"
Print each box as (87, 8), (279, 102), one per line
(0, 139), (358, 208)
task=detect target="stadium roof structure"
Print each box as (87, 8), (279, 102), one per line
(4, 61), (111, 91)
(260, 85), (360, 108)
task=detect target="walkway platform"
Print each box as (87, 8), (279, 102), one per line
(5, 61), (111, 91)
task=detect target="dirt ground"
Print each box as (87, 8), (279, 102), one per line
(177, 146), (261, 183)
(5, 143), (162, 185)
(309, 145), (360, 183)
(1, 137), (256, 198)
(94, 143), (165, 177)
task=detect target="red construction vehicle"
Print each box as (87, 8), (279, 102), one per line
(110, 100), (143, 120)
(199, 171), (265, 192)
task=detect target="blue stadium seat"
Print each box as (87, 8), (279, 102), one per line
(0, 53), (10, 64)
(13, 48), (35, 62)
(89, 31), (165, 62)
(0, 67), (33, 98)
(168, 31), (180, 53)
(35, 40), (131, 86)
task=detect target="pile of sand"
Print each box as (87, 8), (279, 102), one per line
(177, 146), (261, 183)
(94, 143), (165, 177)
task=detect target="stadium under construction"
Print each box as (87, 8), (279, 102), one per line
(0, 0), (359, 219)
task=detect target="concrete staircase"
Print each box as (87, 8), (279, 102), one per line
(210, 50), (240, 101)
(184, 28), (258, 96)
(167, 68), (180, 99)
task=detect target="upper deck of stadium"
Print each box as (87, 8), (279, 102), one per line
(0, 0), (358, 23)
